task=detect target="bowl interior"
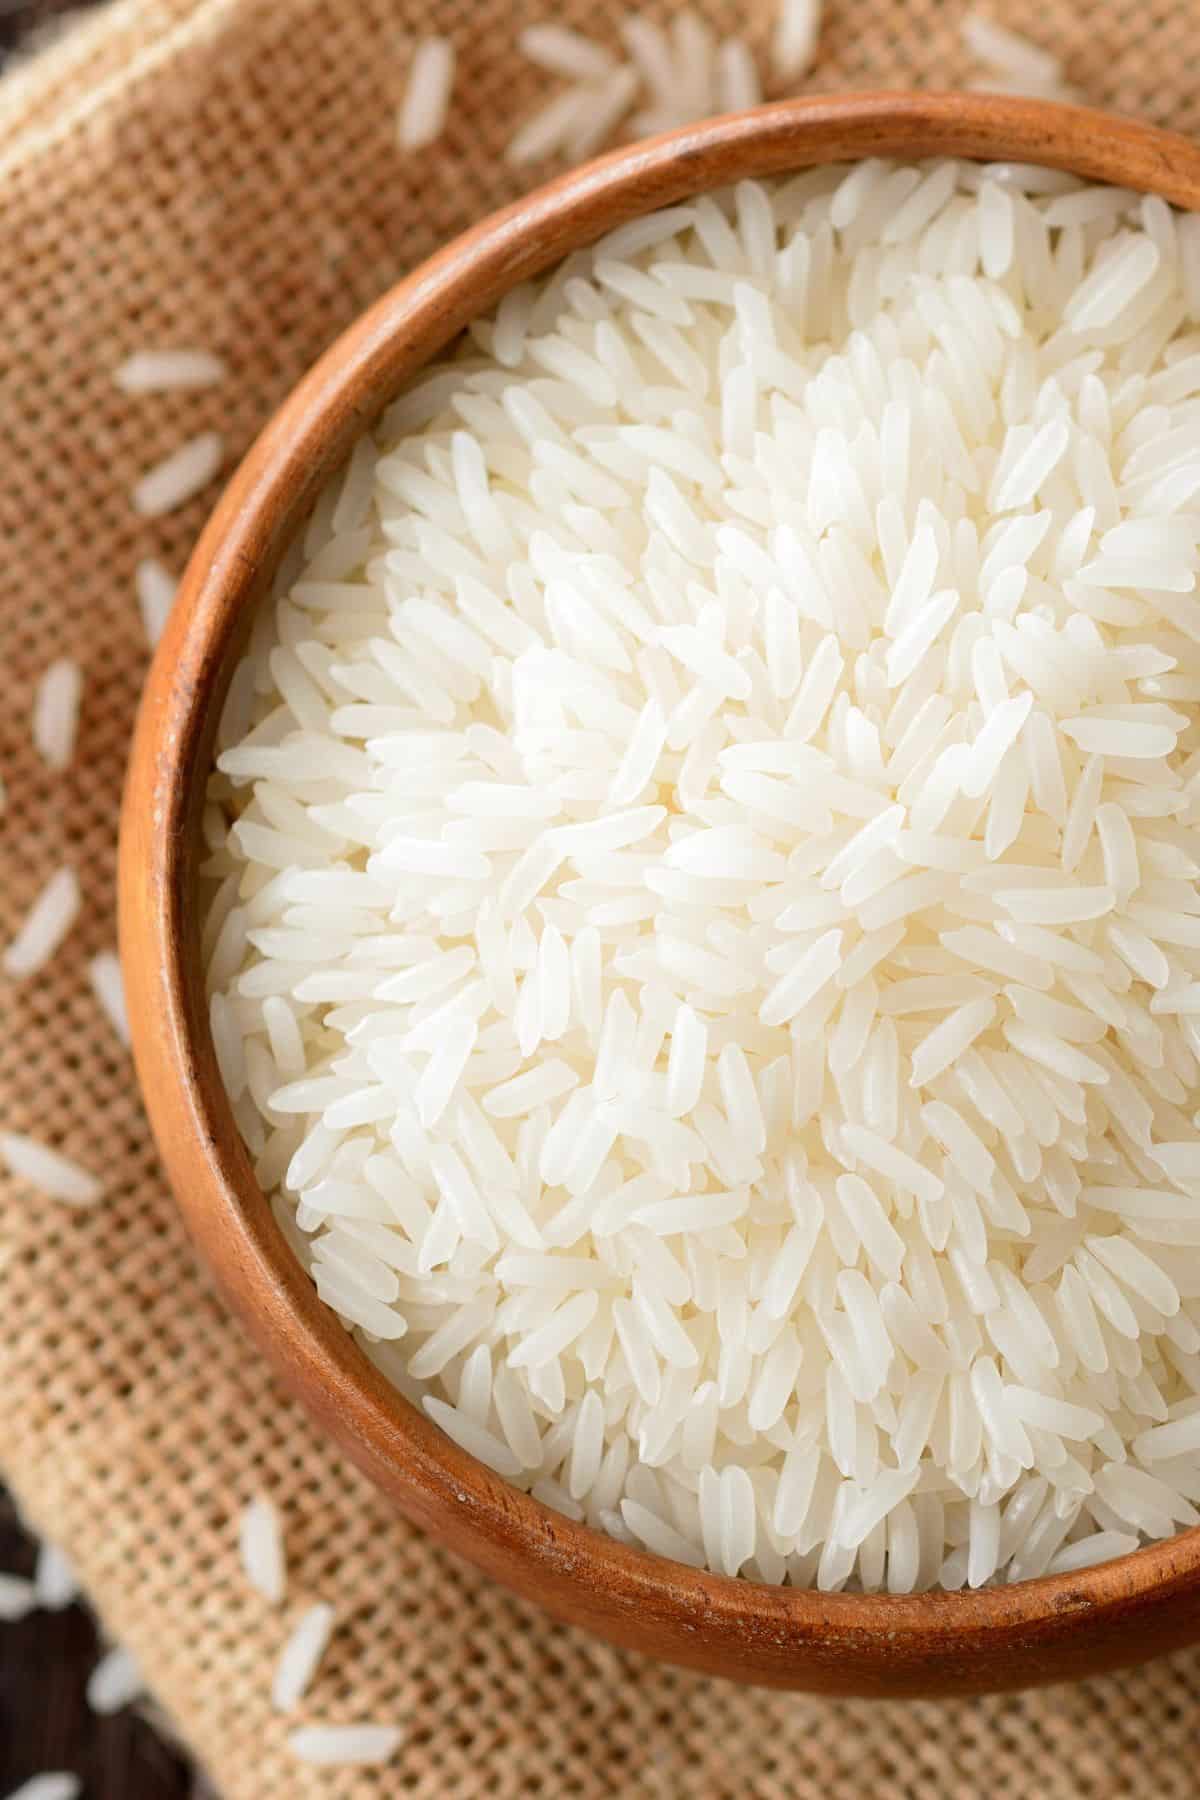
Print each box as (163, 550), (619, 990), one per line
(120, 93), (1200, 1695)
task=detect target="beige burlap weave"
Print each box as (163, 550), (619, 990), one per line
(4, 0), (1200, 1793)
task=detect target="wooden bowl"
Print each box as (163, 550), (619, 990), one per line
(120, 93), (1200, 1696)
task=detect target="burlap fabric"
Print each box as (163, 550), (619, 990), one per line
(4, 0), (1200, 1793)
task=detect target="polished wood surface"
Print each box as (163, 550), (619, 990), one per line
(119, 95), (1200, 1697)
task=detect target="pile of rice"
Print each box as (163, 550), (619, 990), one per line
(204, 158), (1200, 1593)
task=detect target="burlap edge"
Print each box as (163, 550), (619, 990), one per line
(0, 0), (236, 173)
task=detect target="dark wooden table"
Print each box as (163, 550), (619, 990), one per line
(0, 0), (87, 64)
(0, 1495), (208, 1798)
(0, 14), (208, 1799)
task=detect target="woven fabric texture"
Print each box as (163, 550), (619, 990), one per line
(3, 0), (1200, 1793)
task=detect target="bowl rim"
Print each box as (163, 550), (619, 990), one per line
(120, 91), (1200, 1691)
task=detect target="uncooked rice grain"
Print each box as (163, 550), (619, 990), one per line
(88, 951), (130, 1047)
(511, 4), (784, 161)
(506, 89), (590, 165)
(239, 1495), (286, 1603)
(773, 0), (821, 80)
(114, 348), (225, 391)
(287, 1724), (404, 1767)
(961, 14), (1061, 88)
(272, 1602), (336, 1711)
(34, 1542), (78, 1610)
(568, 68), (641, 164)
(85, 1646), (142, 1715)
(135, 557), (177, 648)
(619, 17), (677, 109)
(398, 37), (455, 151)
(3, 868), (81, 979)
(519, 23), (616, 82)
(5, 1778), (83, 1800)
(207, 163), (1200, 1594)
(961, 13), (1078, 102)
(132, 431), (223, 518)
(715, 38), (761, 114)
(0, 1573), (37, 1622)
(31, 658), (82, 771)
(0, 1132), (101, 1206)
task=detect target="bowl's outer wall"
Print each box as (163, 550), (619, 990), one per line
(120, 94), (1200, 1695)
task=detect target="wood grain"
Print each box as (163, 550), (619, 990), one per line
(0, 1493), (209, 1798)
(119, 94), (1200, 1697)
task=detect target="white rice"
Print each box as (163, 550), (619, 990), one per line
(5, 1777), (83, 1800)
(3, 868), (81, 979)
(0, 1573), (37, 1621)
(961, 15), (1061, 88)
(506, 55), (641, 169)
(506, 90), (587, 166)
(0, 1133), (100, 1206)
(86, 1645), (142, 1715)
(239, 1494), (286, 1603)
(510, 5), (791, 167)
(34, 1542), (78, 1610)
(272, 1602), (336, 1710)
(287, 1724), (404, 1767)
(716, 39), (762, 114)
(519, 24), (617, 82)
(132, 431), (223, 518)
(398, 38), (456, 152)
(135, 557), (177, 648)
(964, 12), (1072, 97)
(773, 0), (822, 80)
(619, 18), (677, 109)
(569, 69), (641, 164)
(89, 951), (130, 1047)
(206, 163), (1200, 1593)
(32, 658), (82, 772)
(114, 349), (225, 391)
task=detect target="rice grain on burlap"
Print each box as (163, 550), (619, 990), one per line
(3, 0), (1200, 1792)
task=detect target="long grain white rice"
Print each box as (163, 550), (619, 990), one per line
(5, 1777), (83, 1800)
(961, 14), (1061, 88)
(398, 38), (455, 151)
(114, 349), (225, 392)
(32, 659), (82, 771)
(0, 1132), (100, 1206)
(619, 17), (677, 108)
(135, 558), (177, 648)
(34, 1542), (78, 1610)
(132, 431), (223, 518)
(519, 24), (617, 82)
(3, 869), (81, 979)
(239, 1495), (286, 1603)
(272, 1602), (336, 1710)
(88, 951), (130, 1047)
(511, 5), (789, 165)
(287, 1724), (404, 1767)
(86, 1646), (142, 1715)
(961, 14), (1079, 102)
(569, 69), (641, 163)
(773, 0), (821, 80)
(506, 89), (587, 165)
(0, 1573), (37, 1621)
(205, 163), (1200, 1594)
(716, 39), (761, 114)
